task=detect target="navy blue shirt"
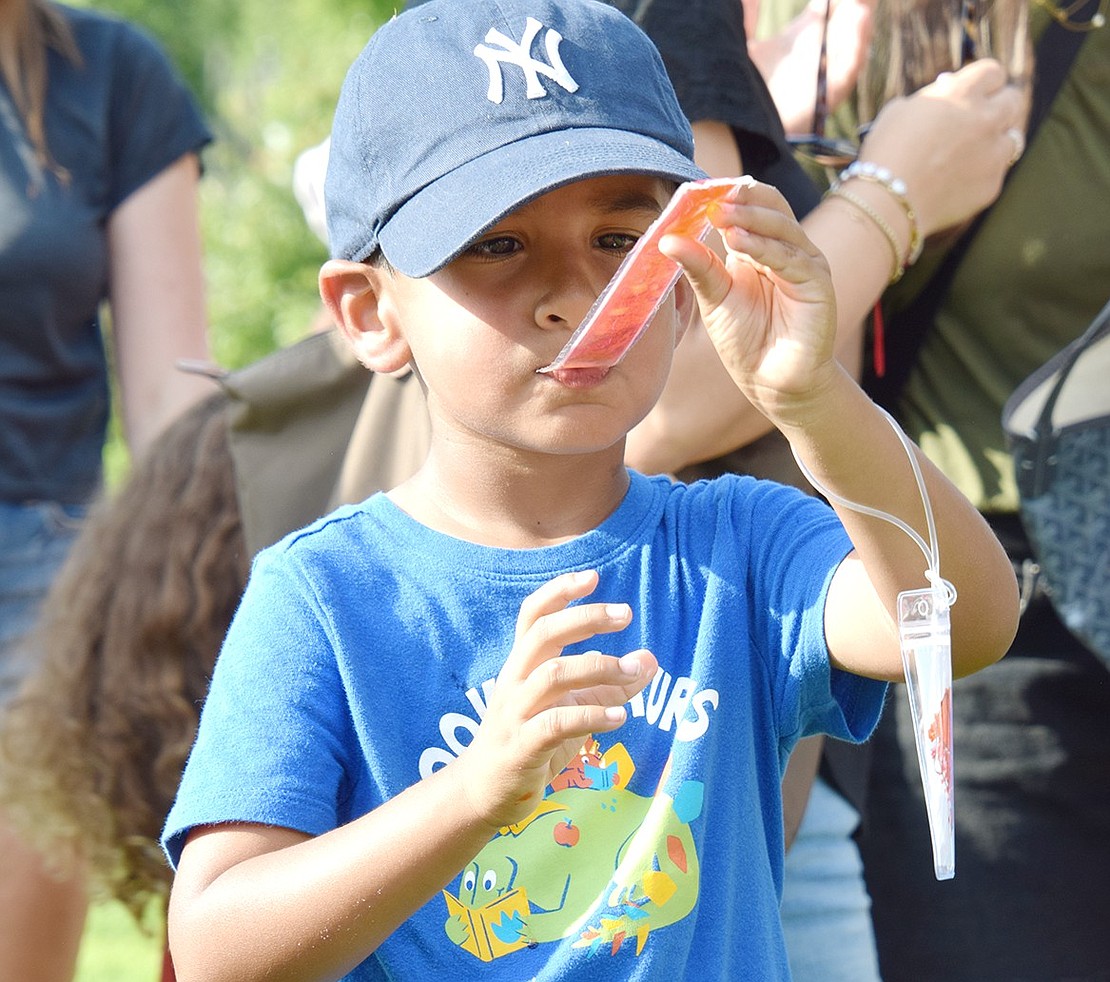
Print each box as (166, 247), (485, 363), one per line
(0, 3), (210, 503)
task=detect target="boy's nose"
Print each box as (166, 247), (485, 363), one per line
(533, 257), (606, 332)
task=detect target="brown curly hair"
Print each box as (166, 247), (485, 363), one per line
(0, 392), (248, 921)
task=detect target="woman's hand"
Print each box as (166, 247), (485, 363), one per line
(856, 58), (1027, 237)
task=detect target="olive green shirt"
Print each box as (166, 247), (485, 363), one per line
(894, 15), (1109, 511)
(754, 2), (1109, 511)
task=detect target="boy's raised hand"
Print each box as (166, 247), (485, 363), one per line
(456, 570), (656, 833)
(659, 180), (839, 428)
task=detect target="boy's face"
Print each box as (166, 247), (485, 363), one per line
(375, 174), (690, 459)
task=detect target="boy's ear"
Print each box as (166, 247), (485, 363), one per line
(673, 277), (698, 347)
(318, 260), (411, 373)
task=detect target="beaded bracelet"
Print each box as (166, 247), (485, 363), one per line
(836, 161), (923, 267)
(825, 186), (905, 284)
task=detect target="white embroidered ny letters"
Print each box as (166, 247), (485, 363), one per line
(473, 17), (579, 104)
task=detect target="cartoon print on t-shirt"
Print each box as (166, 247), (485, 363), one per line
(442, 739), (703, 961)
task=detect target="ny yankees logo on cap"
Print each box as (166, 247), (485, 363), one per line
(473, 17), (579, 104)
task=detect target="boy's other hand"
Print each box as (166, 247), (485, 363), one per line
(455, 570), (656, 833)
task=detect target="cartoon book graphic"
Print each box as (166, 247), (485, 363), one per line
(443, 887), (532, 961)
(539, 177), (749, 372)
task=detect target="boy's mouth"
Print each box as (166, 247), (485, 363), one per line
(540, 366), (612, 388)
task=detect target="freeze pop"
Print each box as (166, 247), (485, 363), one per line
(538, 177), (748, 373)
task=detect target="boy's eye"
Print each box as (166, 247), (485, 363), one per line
(467, 235), (521, 258)
(597, 231), (640, 254)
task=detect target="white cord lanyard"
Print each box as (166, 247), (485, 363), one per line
(790, 404), (958, 880)
(789, 405), (957, 606)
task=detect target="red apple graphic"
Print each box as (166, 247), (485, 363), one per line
(553, 819), (580, 848)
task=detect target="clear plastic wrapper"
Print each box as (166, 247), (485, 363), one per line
(538, 177), (748, 373)
(898, 586), (955, 880)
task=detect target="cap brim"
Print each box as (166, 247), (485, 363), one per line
(378, 128), (707, 278)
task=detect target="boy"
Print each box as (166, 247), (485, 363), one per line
(163, 1), (1018, 979)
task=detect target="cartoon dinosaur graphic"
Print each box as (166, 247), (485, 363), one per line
(443, 742), (703, 962)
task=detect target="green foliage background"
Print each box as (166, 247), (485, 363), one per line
(80, 0), (397, 370)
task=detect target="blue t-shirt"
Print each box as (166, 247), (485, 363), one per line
(164, 471), (887, 980)
(0, 4), (210, 504)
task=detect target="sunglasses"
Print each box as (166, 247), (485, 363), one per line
(789, 0), (983, 170)
(787, 0), (862, 169)
(959, 0), (977, 64)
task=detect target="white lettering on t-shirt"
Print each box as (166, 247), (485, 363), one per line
(417, 667), (719, 779)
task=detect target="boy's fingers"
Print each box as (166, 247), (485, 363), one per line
(660, 180), (820, 307)
(515, 649), (658, 750)
(659, 233), (732, 310)
(529, 647), (655, 702)
(503, 570), (634, 684)
(505, 601), (634, 685)
(523, 701), (631, 746)
(498, 647), (656, 747)
(515, 570), (599, 638)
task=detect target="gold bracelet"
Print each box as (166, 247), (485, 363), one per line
(837, 162), (923, 266)
(825, 186), (905, 284)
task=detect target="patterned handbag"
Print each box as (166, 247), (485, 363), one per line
(1002, 298), (1110, 666)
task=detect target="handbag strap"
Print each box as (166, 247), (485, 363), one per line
(863, 5), (1099, 410)
(1004, 297), (1110, 497)
(1029, 297), (1110, 439)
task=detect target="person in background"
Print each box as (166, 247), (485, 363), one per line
(0, 2), (212, 979)
(745, 0), (878, 138)
(0, 129), (374, 982)
(0, 393), (244, 982)
(852, 3), (1110, 979)
(641, 0), (1110, 978)
(613, 1), (1023, 977)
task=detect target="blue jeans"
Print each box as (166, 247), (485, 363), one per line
(781, 776), (882, 982)
(0, 500), (86, 707)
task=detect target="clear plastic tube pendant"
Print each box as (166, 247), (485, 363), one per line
(898, 585), (955, 880)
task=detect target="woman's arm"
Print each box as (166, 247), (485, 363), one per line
(626, 60), (1023, 475)
(107, 152), (215, 457)
(746, 0), (876, 137)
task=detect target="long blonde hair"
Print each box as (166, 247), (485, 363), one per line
(858, 0), (1032, 123)
(0, 0), (81, 170)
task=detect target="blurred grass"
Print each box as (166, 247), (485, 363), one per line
(74, 901), (163, 982)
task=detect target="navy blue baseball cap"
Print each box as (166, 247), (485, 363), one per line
(324, 0), (706, 277)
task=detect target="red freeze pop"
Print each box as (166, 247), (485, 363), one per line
(538, 177), (748, 373)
